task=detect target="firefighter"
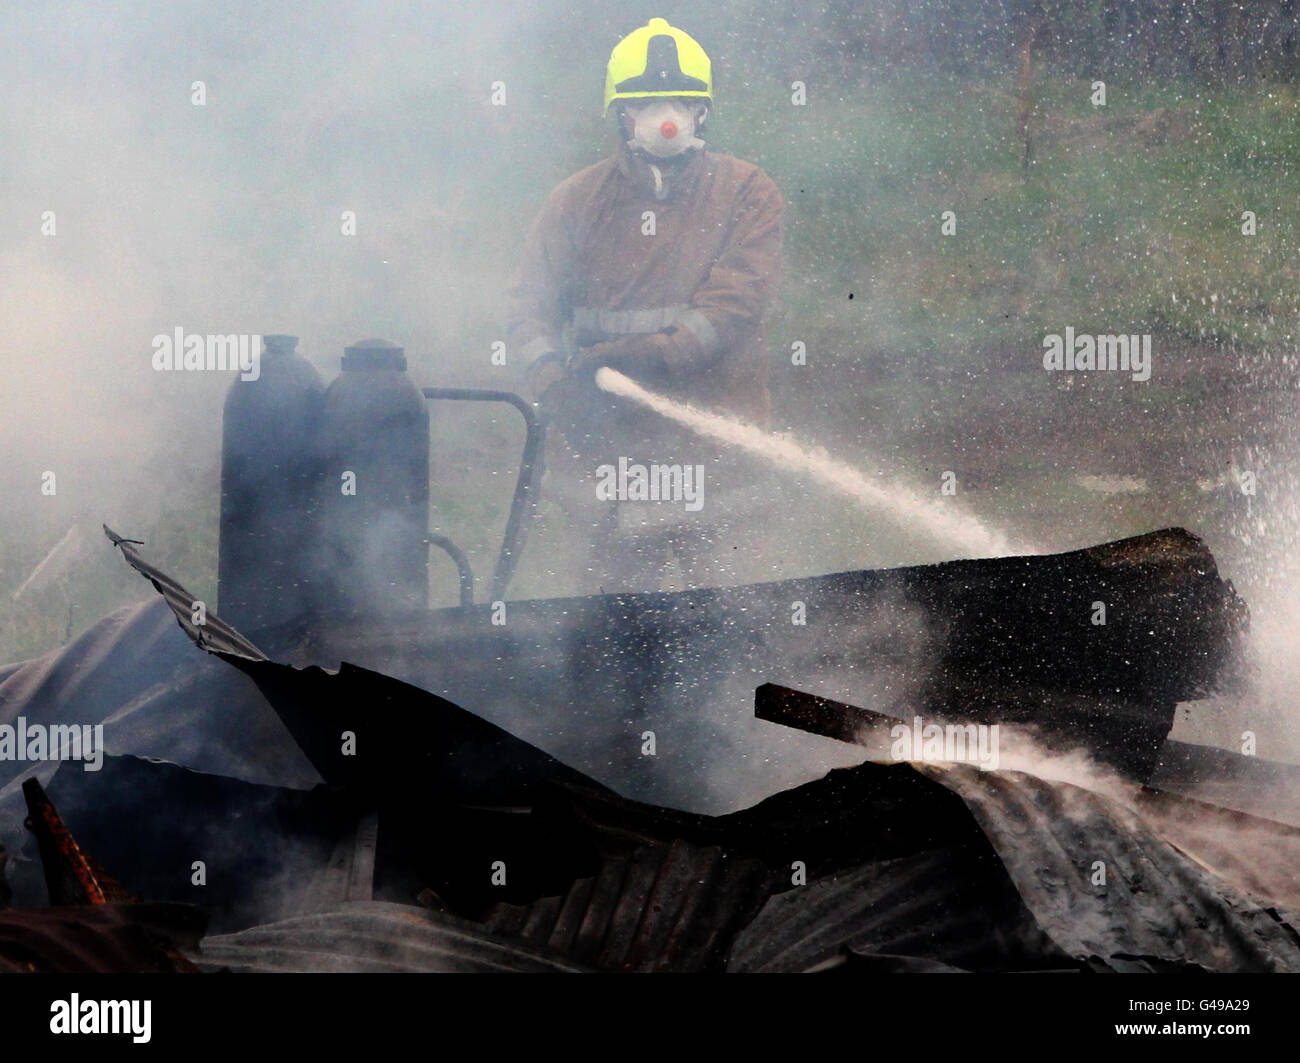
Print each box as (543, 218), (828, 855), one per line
(509, 17), (783, 592)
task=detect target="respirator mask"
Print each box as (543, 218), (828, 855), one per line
(625, 99), (706, 159)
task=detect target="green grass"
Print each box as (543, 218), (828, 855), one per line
(743, 72), (1300, 361)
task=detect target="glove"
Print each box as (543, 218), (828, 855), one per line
(524, 351), (568, 403)
(568, 332), (673, 376)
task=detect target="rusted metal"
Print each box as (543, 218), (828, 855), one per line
(22, 778), (134, 906)
(0, 903), (204, 973)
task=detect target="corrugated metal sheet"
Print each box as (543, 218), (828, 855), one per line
(484, 838), (775, 972)
(922, 763), (1300, 972)
(190, 902), (588, 973)
(103, 525), (268, 662)
(0, 532), (1284, 974)
(466, 755), (1299, 973)
(728, 846), (1058, 973)
(0, 598), (322, 913)
(362, 754), (1300, 974)
(1131, 785), (1300, 909)
(0, 598), (319, 809)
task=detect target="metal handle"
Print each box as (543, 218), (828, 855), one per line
(426, 535), (474, 608)
(422, 388), (545, 604)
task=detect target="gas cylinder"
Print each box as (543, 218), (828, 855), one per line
(218, 334), (326, 634)
(316, 338), (430, 620)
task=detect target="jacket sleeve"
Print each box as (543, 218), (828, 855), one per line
(505, 188), (574, 365)
(664, 169), (784, 376)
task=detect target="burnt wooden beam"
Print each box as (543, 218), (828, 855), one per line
(111, 523), (1248, 796)
(755, 683), (894, 745)
(916, 528), (1247, 709)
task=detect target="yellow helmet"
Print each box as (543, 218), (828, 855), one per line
(603, 18), (712, 116)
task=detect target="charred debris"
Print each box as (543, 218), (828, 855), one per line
(0, 336), (1292, 973)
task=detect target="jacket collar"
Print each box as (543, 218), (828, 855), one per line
(616, 143), (706, 202)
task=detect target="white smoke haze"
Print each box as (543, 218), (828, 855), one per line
(3, 1), (1299, 852)
(846, 715), (1139, 797)
(0, 0), (601, 657)
(990, 726), (1138, 796)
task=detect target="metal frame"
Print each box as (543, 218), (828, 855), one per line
(422, 388), (545, 606)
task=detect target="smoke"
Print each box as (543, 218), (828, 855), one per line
(596, 367), (1026, 559)
(5, 1), (1300, 945)
(0, 0), (638, 658)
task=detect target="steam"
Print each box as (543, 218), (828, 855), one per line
(595, 367), (1026, 559)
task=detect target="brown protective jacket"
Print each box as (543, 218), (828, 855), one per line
(507, 146), (784, 465)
